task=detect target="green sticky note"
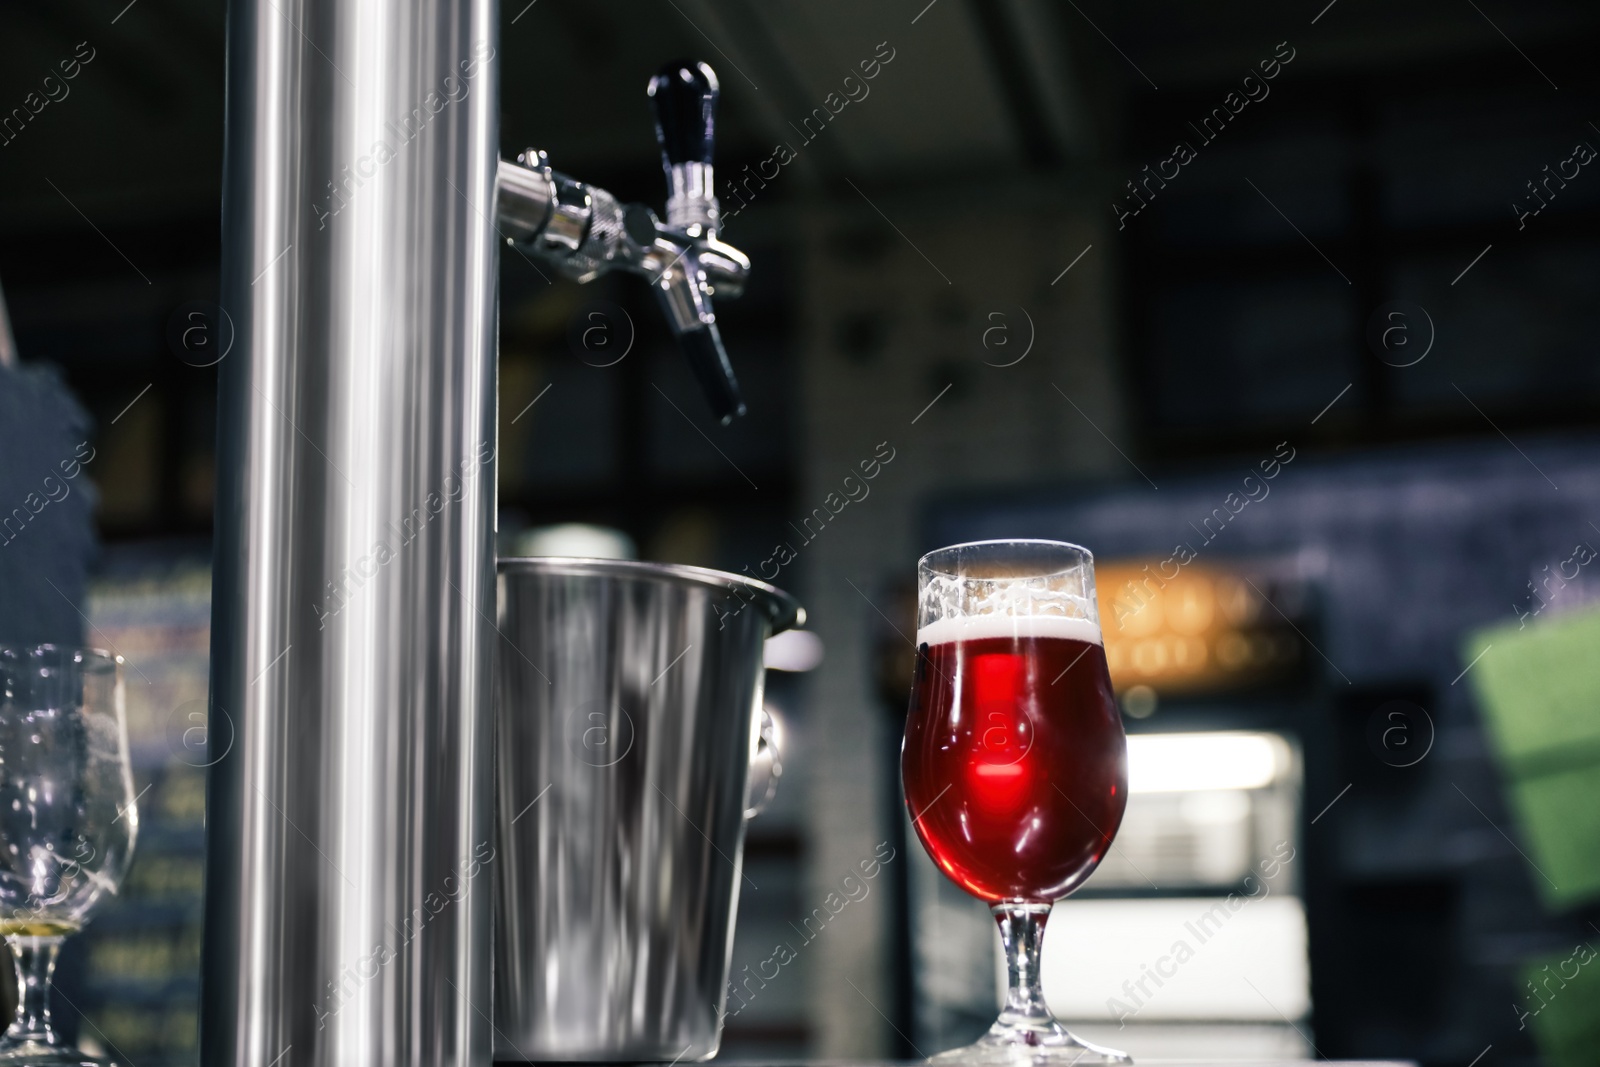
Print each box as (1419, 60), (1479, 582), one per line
(1465, 607), (1600, 910)
(1517, 941), (1600, 1067)
(1502, 766), (1600, 906)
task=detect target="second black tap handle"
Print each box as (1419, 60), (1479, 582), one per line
(648, 60), (719, 166)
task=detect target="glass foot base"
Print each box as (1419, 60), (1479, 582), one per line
(928, 1020), (1131, 1066)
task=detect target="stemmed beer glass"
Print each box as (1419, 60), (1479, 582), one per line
(0, 646), (138, 1067)
(903, 541), (1130, 1065)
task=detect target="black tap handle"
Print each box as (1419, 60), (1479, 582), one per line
(647, 60), (719, 166)
(647, 62), (744, 422)
(678, 322), (746, 425)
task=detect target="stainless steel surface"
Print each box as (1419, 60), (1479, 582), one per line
(493, 156), (748, 293)
(744, 706), (782, 819)
(493, 559), (802, 1063)
(203, 0), (498, 1064)
(497, 151), (631, 284)
(655, 253), (715, 332)
(495, 152), (555, 244)
(665, 161), (718, 232)
(539, 173), (592, 255)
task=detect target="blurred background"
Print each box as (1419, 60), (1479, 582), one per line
(2, 0), (1600, 1065)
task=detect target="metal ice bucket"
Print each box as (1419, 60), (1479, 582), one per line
(492, 558), (803, 1062)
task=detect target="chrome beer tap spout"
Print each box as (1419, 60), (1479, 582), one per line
(495, 60), (750, 424)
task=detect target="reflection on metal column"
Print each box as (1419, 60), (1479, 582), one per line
(202, 0), (499, 1063)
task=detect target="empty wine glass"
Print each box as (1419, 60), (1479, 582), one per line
(0, 646), (138, 1067)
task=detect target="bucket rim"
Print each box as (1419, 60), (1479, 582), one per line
(497, 556), (805, 634)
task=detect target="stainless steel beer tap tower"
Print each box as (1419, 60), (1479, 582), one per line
(204, 0), (751, 1054)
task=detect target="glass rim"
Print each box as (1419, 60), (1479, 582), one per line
(0, 644), (122, 673)
(917, 538), (1094, 577)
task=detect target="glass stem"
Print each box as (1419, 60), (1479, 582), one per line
(994, 902), (1055, 1031)
(8, 936), (63, 1046)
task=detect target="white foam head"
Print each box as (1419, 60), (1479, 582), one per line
(917, 552), (1102, 647)
(916, 614), (1103, 647)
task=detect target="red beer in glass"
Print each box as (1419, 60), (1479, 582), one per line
(902, 540), (1130, 1065)
(903, 616), (1125, 902)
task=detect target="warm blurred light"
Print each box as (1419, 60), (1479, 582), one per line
(1095, 559), (1304, 695)
(512, 523), (636, 559)
(1121, 684), (1158, 719)
(765, 629), (824, 672)
(1127, 732), (1285, 793)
